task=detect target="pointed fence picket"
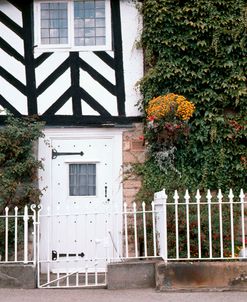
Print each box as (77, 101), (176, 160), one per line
(0, 189), (246, 266)
(0, 205), (36, 264)
(154, 189), (247, 261)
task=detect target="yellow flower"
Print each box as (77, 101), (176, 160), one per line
(176, 100), (195, 121)
(146, 93), (195, 122)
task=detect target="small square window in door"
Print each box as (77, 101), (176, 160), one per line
(69, 164), (96, 196)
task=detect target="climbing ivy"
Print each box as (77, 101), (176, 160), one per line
(136, 0), (247, 198)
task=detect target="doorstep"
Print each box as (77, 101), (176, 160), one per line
(107, 259), (159, 289)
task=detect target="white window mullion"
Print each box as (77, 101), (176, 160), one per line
(105, 0), (112, 50)
(34, 2), (41, 47)
(68, 0), (73, 48)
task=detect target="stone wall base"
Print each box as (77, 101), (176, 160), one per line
(107, 260), (247, 291)
(156, 261), (247, 291)
(107, 260), (157, 289)
(0, 264), (36, 288)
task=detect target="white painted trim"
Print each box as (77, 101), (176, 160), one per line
(34, 0), (112, 53)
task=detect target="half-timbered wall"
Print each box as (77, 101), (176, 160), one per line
(0, 0), (143, 126)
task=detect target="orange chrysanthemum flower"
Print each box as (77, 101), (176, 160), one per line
(146, 93), (195, 122)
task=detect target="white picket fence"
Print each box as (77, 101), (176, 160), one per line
(0, 189), (246, 266)
(154, 189), (247, 261)
(0, 205), (37, 263)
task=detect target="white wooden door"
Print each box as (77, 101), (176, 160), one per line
(49, 138), (114, 273)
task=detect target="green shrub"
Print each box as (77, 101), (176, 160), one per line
(0, 114), (44, 258)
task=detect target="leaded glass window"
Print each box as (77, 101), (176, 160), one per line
(40, 2), (68, 44)
(36, 0), (110, 50)
(69, 163), (96, 196)
(74, 0), (106, 46)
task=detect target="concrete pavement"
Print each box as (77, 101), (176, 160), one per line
(0, 288), (246, 302)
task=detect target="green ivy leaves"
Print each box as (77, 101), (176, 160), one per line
(138, 0), (247, 194)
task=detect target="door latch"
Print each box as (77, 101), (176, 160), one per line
(52, 250), (85, 260)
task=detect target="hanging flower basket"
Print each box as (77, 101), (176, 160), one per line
(145, 93), (195, 146)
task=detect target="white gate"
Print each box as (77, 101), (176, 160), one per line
(36, 206), (121, 288)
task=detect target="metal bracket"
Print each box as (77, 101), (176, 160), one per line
(52, 149), (84, 159)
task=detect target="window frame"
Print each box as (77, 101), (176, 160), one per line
(67, 162), (98, 197)
(34, 0), (112, 52)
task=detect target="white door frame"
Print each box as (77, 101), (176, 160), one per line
(38, 127), (124, 273)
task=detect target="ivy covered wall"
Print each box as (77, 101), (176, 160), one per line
(136, 0), (246, 198)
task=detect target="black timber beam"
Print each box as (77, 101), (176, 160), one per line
(111, 0), (126, 116)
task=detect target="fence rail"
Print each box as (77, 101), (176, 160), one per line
(154, 189), (247, 261)
(0, 189), (246, 266)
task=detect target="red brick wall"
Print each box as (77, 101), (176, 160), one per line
(122, 123), (145, 206)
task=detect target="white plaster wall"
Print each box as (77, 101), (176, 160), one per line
(79, 52), (116, 84)
(0, 77), (28, 114)
(0, 1), (25, 79)
(120, 0), (143, 117)
(35, 50), (118, 116)
(37, 69), (71, 115)
(0, 0), (143, 118)
(0, 1), (27, 114)
(0, 0), (22, 27)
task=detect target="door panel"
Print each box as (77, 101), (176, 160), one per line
(50, 138), (113, 272)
